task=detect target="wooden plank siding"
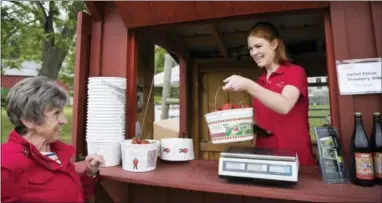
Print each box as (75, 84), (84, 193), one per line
(114, 2), (329, 28)
(329, 1), (382, 165)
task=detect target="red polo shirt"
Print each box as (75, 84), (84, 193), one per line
(252, 62), (316, 166)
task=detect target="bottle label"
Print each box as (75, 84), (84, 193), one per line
(374, 152), (382, 178)
(355, 153), (374, 180)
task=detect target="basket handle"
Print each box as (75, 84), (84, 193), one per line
(214, 86), (223, 112)
(214, 86), (247, 111)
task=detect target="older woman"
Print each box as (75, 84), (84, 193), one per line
(1, 76), (104, 202)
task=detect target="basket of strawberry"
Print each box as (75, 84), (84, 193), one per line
(217, 103), (251, 111)
(204, 88), (254, 144)
(120, 136), (160, 172)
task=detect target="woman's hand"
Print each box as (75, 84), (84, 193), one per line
(222, 75), (253, 92)
(85, 155), (104, 177)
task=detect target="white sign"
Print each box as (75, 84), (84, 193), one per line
(336, 58), (382, 95)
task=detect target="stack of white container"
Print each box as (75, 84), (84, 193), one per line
(86, 77), (126, 167)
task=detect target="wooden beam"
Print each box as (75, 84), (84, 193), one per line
(210, 24), (228, 58)
(371, 2), (382, 114)
(126, 31), (138, 139)
(194, 57), (252, 64)
(112, 1), (329, 28)
(183, 25), (321, 49)
(162, 31), (190, 59)
(325, 8), (342, 159)
(136, 27), (189, 60)
(179, 57), (188, 138)
(131, 8), (325, 35)
(89, 22), (103, 77)
(85, 1), (104, 22)
(136, 38), (155, 140)
(169, 53), (179, 64)
(371, 2), (382, 57)
(196, 58), (255, 73)
(72, 11), (92, 160)
(200, 141), (254, 152)
(190, 62), (200, 159)
(183, 24), (321, 39)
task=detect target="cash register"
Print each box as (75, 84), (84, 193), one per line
(218, 147), (299, 185)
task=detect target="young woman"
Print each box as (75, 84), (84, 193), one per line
(223, 22), (316, 166)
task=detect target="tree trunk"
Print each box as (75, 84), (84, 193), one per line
(160, 54), (175, 120)
(38, 42), (69, 79)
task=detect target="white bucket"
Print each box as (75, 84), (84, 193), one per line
(120, 139), (159, 172)
(86, 140), (121, 167)
(88, 76), (127, 82)
(86, 136), (124, 142)
(160, 138), (194, 161)
(204, 108), (254, 144)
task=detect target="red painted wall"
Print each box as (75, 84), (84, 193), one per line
(330, 1), (382, 164)
(114, 1), (329, 28)
(1, 75), (69, 93)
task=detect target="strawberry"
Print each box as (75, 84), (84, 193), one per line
(221, 103), (233, 110)
(233, 104), (241, 109)
(132, 137), (151, 144)
(216, 103), (251, 112)
(241, 104), (250, 108)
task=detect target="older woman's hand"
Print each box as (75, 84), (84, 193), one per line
(85, 155), (104, 177)
(222, 75), (253, 92)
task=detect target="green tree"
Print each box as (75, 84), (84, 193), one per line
(58, 43), (75, 96)
(154, 45), (166, 73)
(1, 1), (86, 79)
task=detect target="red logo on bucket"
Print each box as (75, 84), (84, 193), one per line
(133, 158), (139, 169)
(179, 148), (188, 153)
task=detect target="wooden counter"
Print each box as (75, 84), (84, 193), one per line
(75, 160), (381, 203)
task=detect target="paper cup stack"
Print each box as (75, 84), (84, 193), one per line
(86, 77), (126, 167)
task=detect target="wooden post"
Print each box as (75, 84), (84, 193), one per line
(72, 11), (92, 161)
(160, 53), (174, 120)
(127, 31), (138, 139)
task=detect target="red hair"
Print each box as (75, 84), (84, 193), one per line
(248, 22), (290, 65)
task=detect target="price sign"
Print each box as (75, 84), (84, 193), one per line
(336, 58), (381, 95)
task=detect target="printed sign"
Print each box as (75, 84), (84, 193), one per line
(314, 126), (348, 184)
(336, 58), (381, 95)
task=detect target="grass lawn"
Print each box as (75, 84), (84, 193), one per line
(1, 106), (73, 143)
(308, 105), (330, 142)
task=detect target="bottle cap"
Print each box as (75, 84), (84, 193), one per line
(354, 112), (362, 116)
(373, 112), (381, 116)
